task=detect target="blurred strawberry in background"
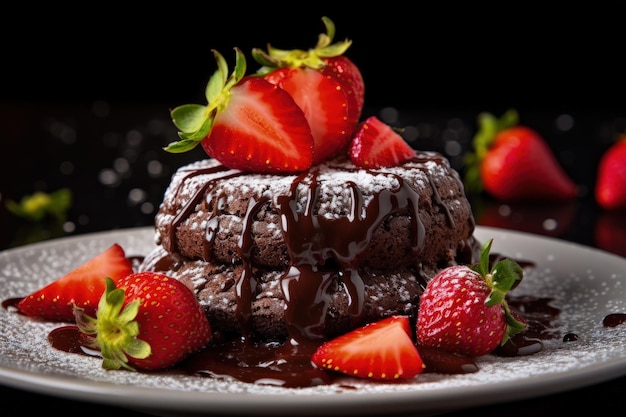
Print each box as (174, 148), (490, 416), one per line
(464, 109), (578, 202)
(595, 134), (626, 211)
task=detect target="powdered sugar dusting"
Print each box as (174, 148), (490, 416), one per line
(2, 226), (626, 415)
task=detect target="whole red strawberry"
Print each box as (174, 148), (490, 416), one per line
(595, 135), (626, 211)
(464, 109), (578, 202)
(251, 16), (364, 164)
(165, 48), (314, 174)
(416, 239), (526, 357)
(74, 272), (212, 371)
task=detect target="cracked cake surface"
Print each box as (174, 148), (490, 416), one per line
(139, 153), (480, 341)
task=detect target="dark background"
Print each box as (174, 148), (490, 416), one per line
(1, 3), (625, 252)
(1, 4), (626, 416)
(3, 4), (624, 113)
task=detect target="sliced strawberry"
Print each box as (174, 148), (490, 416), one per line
(263, 67), (353, 164)
(165, 48), (314, 174)
(17, 243), (133, 322)
(204, 76), (314, 172)
(349, 115), (416, 168)
(252, 16), (363, 164)
(595, 135), (626, 210)
(311, 315), (424, 380)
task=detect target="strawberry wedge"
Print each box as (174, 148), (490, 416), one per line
(17, 243), (134, 322)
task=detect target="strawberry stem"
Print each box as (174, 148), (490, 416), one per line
(463, 108), (519, 195)
(470, 239), (527, 343)
(74, 277), (151, 371)
(251, 16), (352, 73)
(164, 48), (247, 154)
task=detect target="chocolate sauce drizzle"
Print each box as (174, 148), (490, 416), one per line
(160, 158), (458, 342)
(235, 196), (269, 337)
(165, 164), (241, 255)
(276, 168), (425, 341)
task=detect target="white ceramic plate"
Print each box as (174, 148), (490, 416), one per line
(1, 226), (626, 417)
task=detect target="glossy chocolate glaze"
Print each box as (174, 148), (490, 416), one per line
(150, 155), (477, 341)
(15, 289), (564, 388)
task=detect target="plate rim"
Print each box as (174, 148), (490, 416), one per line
(1, 225), (625, 416)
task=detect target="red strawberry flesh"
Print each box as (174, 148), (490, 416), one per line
(311, 315), (424, 380)
(17, 243), (133, 322)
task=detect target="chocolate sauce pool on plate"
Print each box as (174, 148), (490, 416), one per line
(3, 291), (570, 389)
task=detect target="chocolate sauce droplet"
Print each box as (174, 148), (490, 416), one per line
(603, 313), (626, 327)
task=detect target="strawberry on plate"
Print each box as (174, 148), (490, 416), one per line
(74, 272), (212, 371)
(17, 243), (133, 322)
(464, 109), (578, 202)
(252, 16), (364, 164)
(416, 239), (526, 357)
(311, 315), (424, 381)
(595, 134), (626, 211)
(164, 48), (314, 174)
(349, 115), (416, 168)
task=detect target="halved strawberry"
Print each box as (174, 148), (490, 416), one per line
(311, 315), (424, 380)
(348, 115), (416, 168)
(206, 75), (315, 172)
(17, 243), (134, 322)
(252, 16), (363, 164)
(262, 66), (353, 164)
(164, 48), (314, 173)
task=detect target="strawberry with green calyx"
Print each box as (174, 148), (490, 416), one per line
(416, 239), (527, 357)
(164, 48), (314, 174)
(252, 16), (364, 164)
(595, 134), (626, 211)
(17, 243), (133, 322)
(464, 109), (578, 202)
(74, 273), (212, 371)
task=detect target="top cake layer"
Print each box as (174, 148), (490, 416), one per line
(154, 153), (476, 273)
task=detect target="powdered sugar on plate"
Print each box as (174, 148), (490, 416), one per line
(1, 226), (626, 416)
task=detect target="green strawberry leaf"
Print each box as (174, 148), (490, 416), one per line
(5, 188), (72, 222)
(251, 16), (352, 72)
(471, 238), (493, 277)
(164, 48), (246, 155)
(463, 108), (520, 194)
(491, 258), (524, 293)
(170, 104), (208, 133)
(485, 258), (524, 306)
(470, 237), (528, 344)
(74, 277), (151, 371)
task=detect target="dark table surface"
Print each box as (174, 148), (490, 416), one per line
(1, 101), (625, 416)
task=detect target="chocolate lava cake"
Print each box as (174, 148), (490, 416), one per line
(139, 152), (480, 342)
